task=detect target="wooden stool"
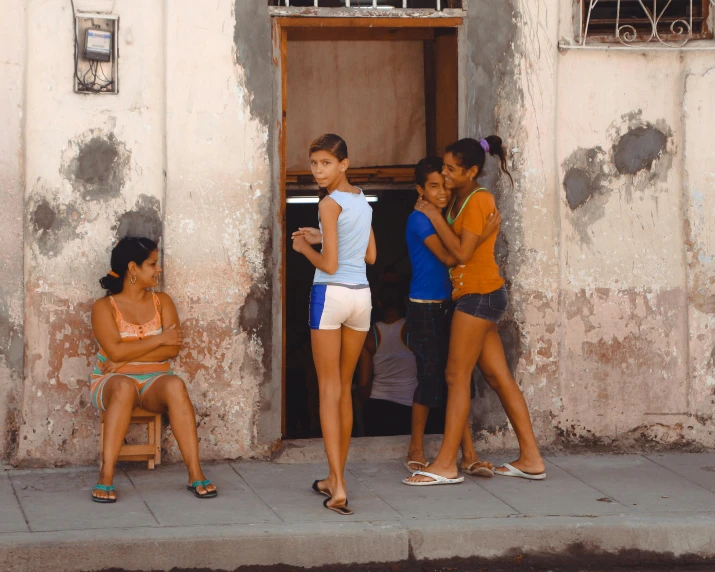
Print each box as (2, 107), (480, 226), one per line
(100, 407), (162, 469)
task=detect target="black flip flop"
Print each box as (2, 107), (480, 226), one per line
(311, 479), (331, 499)
(187, 479), (218, 498)
(323, 497), (353, 515)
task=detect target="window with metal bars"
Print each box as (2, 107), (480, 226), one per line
(269, 1), (462, 9)
(581, 0), (712, 46)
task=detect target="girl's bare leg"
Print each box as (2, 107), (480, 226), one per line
(140, 375), (216, 495)
(406, 403), (430, 467)
(405, 312), (492, 483)
(311, 329), (347, 506)
(96, 376), (139, 501)
(477, 329), (545, 474)
(338, 325), (368, 472)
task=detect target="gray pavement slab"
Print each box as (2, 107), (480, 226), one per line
(0, 474), (28, 533)
(548, 454), (715, 513)
(347, 461), (516, 519)
(10, 468), (157, 532)
(475, 456), (633, 515)
(231, 460), (402, 522)
(127, 461), (281, 526)
(645, 452), (715, 493)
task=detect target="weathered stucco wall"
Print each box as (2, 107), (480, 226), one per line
(162, 0), (276, 461)
(468, 0), (715, 450)
(10, 0), (280, 466)
(2, 0), (714, 465)
(0, 0), (26, 459)
(17, 0), (167, 465)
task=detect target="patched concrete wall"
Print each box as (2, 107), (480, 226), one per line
(0, 0), (26, 459)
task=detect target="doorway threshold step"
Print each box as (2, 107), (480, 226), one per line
(273, 434), (444, 464)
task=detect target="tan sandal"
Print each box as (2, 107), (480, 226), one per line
(461, 461), (494, 478)
(404, 460), (430, 473)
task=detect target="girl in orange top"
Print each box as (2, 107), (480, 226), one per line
(404, 137), (545, 486)
(90, 237), (217, 502)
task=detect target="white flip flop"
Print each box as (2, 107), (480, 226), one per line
(402, 470), (465, 486)
(403, 460), (430, 473)
(494, 462), (546, 481)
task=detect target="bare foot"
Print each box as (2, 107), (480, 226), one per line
(92, 471), (116, 502)
(314, 477), (331, 496)
(403, 462), (459, 484)
(460, 458), (494, 477)
(494, 458), (545, 476)
(318, 476), (348, 507)
(188, 471), (217, 496)
(405, 450), (429, 472)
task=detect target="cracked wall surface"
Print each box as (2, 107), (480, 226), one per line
(1, 0), (715, 465)
(0, 0), (25, 459)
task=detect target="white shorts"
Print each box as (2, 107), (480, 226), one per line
(309, 284), (372, 331)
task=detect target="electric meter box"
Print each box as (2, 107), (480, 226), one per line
(85, 29), (112, 62)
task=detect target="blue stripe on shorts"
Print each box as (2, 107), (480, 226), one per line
(309, 284), (327, 329)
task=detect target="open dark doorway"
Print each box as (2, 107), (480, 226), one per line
(277, 18), (460, 439)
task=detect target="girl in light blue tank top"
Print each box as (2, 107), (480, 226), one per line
(291, 134), (376, 516)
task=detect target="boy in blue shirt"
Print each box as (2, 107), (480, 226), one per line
(404, 157), (500, 477)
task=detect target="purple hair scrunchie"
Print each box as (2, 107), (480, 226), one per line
(479, 139), (490, 153)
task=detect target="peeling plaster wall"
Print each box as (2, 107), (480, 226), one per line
(0, 0), (26, 458)
(683, 58), (715, 442)
(162, 0), (276, 462)
(17, 0), (166, 466)
(3, 0), (715, 465)
(461, 0), (562, 446)
(462, 0), (715, 450)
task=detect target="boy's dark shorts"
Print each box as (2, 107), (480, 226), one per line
(407, 300), (476, 408)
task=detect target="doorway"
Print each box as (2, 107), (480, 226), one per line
(274, 16), (461, 439)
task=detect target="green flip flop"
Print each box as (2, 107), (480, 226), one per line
(187, 479), (218, 499)
(92, 484), (116, 504)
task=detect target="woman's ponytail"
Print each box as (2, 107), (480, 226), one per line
(484, 135), (514, 186)
(99, 272), (123, 295)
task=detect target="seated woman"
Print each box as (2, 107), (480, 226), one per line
(90, 236), (217, 503)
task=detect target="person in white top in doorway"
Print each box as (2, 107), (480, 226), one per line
(357, 281), (418, 437)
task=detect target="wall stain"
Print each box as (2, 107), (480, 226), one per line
(114, 194), (163, 242)
(614, 126), (667, 175)
(62, 131), (131, 202)
(27, 190), (84, 258)
(233, 1), (272, 129)
(562, 147), (608, 210)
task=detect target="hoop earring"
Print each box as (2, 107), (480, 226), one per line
(130, 275), (137, 284)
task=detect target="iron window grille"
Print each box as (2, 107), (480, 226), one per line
(269, 1), (462, 8)
(580, 0), (713, 47)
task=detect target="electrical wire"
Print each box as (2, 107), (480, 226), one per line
(70, 0), (114, 93)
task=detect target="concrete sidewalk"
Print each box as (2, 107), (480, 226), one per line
(2, 452), (715, 571)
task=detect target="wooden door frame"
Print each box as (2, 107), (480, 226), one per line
(272, 15), (463, 438)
